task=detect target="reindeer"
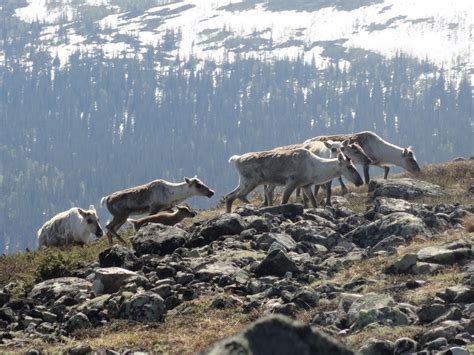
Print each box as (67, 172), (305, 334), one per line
(264, 140), (371, 206)
(128, 205), (197, 232)
(306, 131), (421, 184)
(101, 176), (214, 244)
(38, 205), (104, 248)
(225, 148), (363, 212)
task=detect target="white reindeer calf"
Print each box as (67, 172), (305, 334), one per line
(37, 206), (104, 248)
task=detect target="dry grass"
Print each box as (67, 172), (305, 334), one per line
(344, 325), (426, 350)
(13, 297), (256, 354)
(464, 214), (474, 233)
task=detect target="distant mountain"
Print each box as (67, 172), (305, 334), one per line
(10, 0), (474, 76)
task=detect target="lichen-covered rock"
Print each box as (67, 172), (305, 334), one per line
(347, 293), (410, 330)
(28, 277), (92, 306)
(203, 315), (354, 355)
(359, 338), (394, 355)
(187, 214), (246, 247)
(368, 178), (444, 200)
(417, 240), (471, 265)
(254, 250), (300, 277)
(417, 304), (449, 324)
(65, 312), (91, 332)
(98, 245), (140, 270)
(394, 337), (418, 354)
(91, 267), (148, 295)
(437, 286), (474, 303)
(385, 253), (418, 274)
(373, 197), (423, 215)
(345, 212), (430, 248)
(259, 203), (304, 218)
(119, 292), (166, 323)
(132, 224), (188, 256)
(194, 261), (240, 282)
(255, 233), (296, 252)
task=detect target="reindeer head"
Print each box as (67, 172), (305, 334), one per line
(337, 152), (364, 187)
(401, 147), (421, 173)
(176, 205), (197, 218)
(184, 176), (215, 198)
(340, 140), (372, 165)
(78, 205), (104, 238)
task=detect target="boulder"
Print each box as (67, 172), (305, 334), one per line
(373, 197), (423, 215)
(285, 220), (342, 248)
(417, 304), (449, 323)
(194, 261), (240, 282)
(359, 338), (394, 355)
(255, 250), (300, 277)
(259, 204), (304, 218)
(255, 233), (296, 252)
(417, 240), (471, 265)
(98, 245), (140, 270)
(91, 267), (148, 295)
(347, 293), (410, 330)
(385, 253), (418, 274)
(119, 292), (166, 323)
(437, 286), (474, 303)
(28, 277), (92, 305)
(132, 224), (188, 256)
(368, 178), (444, 200)
(203, 315), (354, 355)
(345, 212), (430, 248)
(244, 216), (272, 233)
(65, 312), (92, 332)
(187, 214), (246, 247)
(394, 337), (417, 354)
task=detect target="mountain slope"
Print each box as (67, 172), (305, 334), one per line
(11, 0), (474, 76)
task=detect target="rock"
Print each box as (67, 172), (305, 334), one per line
(439, 347), (470, 355)
(417, 304), (448, 324)
(345, 212), (430, 248)
(194, 261), (240, 282)
(119, 292), (166, 323)
(132, 224), (188, 256)
(0, 292), (9, 307)
(419, 323), (462, 344)
(411, 262), (444, 275)
(425, 337), (448, 350)
(394, 337), (418, 354)
(368, 178), (444, 200)
(244, 216), (272, 233)
(0, 307), (17, 324)
(373, 197), (423, 215)
(28, 277), (92, 305)
(255, 250), (300, 277)
(291, 287), (319, 309)
(359, 338), (394, 355)
(203, 315), (354, 355)
(437, 286), (474, 303)
(259, 204), (304, 218)
(67, 344), (93, 355)
(255, 233), (296, 252)
(285, 220), (342, 248)
(417, 240), (471, 265)
(92, 267), (148, 295)
(385, 253), (418, 274)
(65, 312), (92, 332)
(98, 245), (140, 270)
(211, 294), (242, 309)
(370, 235), (406, 255)
(347, 293), (410, 330)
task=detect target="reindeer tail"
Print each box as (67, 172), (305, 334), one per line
(100, 196), (107, 208)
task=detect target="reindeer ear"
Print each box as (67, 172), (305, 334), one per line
(323, 141), (332, 149)
(337, 152), (344, 162)
(78, 208), (87, 217)
(402, 148), (408, 156)
(185, 177), (191, 184)
(342, 139), (349, 147)
(88, 204), (96, 212)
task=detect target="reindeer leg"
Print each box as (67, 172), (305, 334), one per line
(225, 185), (241, 213)
(263, 185), (269, 206)
(313, 184), (321, 205)
(281, 179), (299, 205)
(384, 166), (390, 180)
(302, 185), (317, 208)
(106, 215), (127, 245)
(264, 185), (276, 206)
(363, 164), (370, 185)
(339, 176), (348, 195)
(325, 180), (332, 206)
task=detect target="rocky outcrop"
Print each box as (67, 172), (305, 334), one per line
(132, 224), (189, 256)
(203, 315), (354, 355)
(369, 178), (445, 200)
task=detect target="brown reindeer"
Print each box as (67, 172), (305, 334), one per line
(128, 205), (197, 231)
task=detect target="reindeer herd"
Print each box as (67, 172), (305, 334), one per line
(37, 131), (421, 248)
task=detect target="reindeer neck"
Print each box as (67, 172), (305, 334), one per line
(312, 158), (341, 182)
(169, 182), (197, 203)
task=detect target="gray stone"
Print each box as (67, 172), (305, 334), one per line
(255, 250), (300, 277)
(419, 324), (462, 344)
(417, 304), (448, 324)
(28, 277), (92, 305)
(195, 261), (240, 281)
(0, 292), (9, 307)
(92, 267), (148, 295)
(359, 338), (394, 355)
(67, 344), (93, 355)
(119, 292), (166, 323)
(368, 178), (444, 200)
(394, 337), (417, 354)
(411, 262), (444, 275)
(291, 287), (319, 309)
(345, 212), (430, 248)
(255, 233), (296, 251)
(417, 240), (471, 265)
(347, 293), (410, 330)
(244, 216), (272, 233)
(373, 197), (421, 215)
(259, 204), (304, 218)
(385, 253), (418, 274)
(203, 315), (354, 355)
(65, 312), (92, 332)
(133, 224), (188, 256)
(370, 235), (406, 255)
(98, 245), (140, 270)
(437, 286), (474, 303)
(439, 347), (470, 355)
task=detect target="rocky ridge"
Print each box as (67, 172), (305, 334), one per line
(0, 178), (473, 354)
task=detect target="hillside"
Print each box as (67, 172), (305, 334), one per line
(0, 160), (473, 353)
